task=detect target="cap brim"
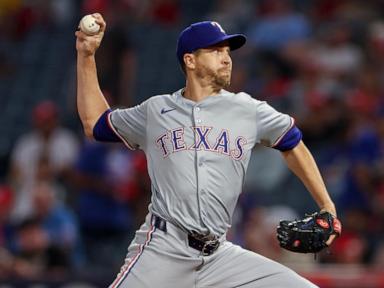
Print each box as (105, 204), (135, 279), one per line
(225, 34), (247, 51)
(203, 34), (246, 51)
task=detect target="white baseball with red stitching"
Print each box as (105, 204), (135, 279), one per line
(79, 15), (100, 36)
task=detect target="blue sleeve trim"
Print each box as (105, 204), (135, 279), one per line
(93, 109), (122, 142)
(274, 125), (302, 151)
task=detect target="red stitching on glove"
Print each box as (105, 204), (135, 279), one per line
(316, 218), (330, 229)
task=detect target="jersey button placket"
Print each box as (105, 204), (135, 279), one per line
(193, 105), (209, 227)
(194, 106), (202, 125)
(196, 158), (208, 226)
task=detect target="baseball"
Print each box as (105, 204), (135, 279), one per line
(79, 15), (100, 36)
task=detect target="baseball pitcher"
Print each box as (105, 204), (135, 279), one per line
(76, 13), (341, 288)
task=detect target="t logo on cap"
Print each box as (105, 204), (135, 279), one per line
(211, 21), (225, 33)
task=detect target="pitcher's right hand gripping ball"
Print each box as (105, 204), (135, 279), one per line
(276, 211), (342, 253)
(76, 13), (106, 57)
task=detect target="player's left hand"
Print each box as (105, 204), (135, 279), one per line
(319, 205), (338, 246)
(276, 211), (342, 254)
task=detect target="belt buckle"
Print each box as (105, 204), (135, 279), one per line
(189, 231), (220, 256)
(201, 239), (220, 256)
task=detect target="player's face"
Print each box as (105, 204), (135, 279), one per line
(194, 42), (232, 89)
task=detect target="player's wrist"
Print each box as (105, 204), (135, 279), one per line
(77, 52), (96, 62)
(77, 49), (96, 56)
(319, 202), (337, 217)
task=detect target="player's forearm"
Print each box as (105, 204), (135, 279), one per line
(77, 54), (109, 138)
(282, 141), (336, 216)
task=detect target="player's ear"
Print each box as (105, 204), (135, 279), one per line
(184, 53), (196, 70)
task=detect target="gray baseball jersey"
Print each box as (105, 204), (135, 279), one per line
(108, 89), (318, 288)
(109, 88), (293, 236)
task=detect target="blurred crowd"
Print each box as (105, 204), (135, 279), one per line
(1, 0), (384, 281)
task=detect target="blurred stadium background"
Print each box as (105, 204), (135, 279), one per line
(1, 0), (384, 287)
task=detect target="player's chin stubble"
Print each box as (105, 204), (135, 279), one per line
(197, 65), (231, 90)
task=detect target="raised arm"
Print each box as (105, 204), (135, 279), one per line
(75, 13), (109, 138)
(281, 140), (336, 216)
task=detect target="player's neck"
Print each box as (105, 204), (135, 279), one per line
(183, 79), (221, 103)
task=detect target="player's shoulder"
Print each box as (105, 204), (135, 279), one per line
(147, 93), (172, 101)
(222, 90), (262, 105)
(142, 93), (174, 106)
(112, 93), (175, 116)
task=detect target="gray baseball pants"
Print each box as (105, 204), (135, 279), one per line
(109, 214), (318, 288)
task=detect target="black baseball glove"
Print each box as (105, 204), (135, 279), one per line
(276, 211), (342, 253)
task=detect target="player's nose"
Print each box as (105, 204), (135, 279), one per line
(222, 54), (231, 66)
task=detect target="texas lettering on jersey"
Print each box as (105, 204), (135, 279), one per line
(155, 126), (247, 160)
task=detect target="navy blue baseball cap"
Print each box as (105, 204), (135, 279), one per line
(176, 21), (247, 65)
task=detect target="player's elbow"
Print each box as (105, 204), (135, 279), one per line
(81, 119), (96, 139)
(84, 128), (95, 139)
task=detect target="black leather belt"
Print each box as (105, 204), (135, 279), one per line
(151, 215), (220, 256)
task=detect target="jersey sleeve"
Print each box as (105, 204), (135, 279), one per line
(109, 100), (149, 149)
(254, 100), (294, 147)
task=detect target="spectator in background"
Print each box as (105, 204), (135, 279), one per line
(307, 21), (363, 78)
(8, 217), (70, 279)
(1, 152), (81, 279)
(239, 0), (310, 111)
(0, 185), (49, 279)
(31, 179), (83, 270)
(246, 0), (311, 52)
(9, 100), (79, 223)
(72, 141), (150, 275)
(281, 21), (363, 120)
